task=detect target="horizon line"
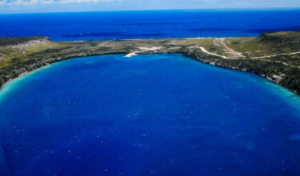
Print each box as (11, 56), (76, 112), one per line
(1, 7), (300, 15)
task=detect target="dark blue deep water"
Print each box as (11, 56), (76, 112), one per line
(0, 54), (300, 175)
(1, 10), (300, 40)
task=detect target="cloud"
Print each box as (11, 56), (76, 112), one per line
(0, 0), (299, 13)
(1, 0), (299, 6)
(0, 0), (122, 5)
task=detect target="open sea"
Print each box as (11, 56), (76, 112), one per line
(0, 10), (300, 176)
(1, 10), (300, 40)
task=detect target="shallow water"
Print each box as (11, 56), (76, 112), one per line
(0, 54), (300, 175)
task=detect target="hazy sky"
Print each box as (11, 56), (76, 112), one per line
(0, 0), (299, 13)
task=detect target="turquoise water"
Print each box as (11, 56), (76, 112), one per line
(0, 54), (300, 175)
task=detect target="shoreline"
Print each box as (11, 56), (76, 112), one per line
(2, 52), (300, 121)
(0, 50), (299, 97)
(1, 32), (300, 96)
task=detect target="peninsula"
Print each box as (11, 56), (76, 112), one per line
(1, 31), (300, 94)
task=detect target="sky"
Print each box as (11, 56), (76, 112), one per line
(0, 0), (299, 14)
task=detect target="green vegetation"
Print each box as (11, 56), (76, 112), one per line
(227, 31), (300, 58)
(265, 31), (300, 38)
(0, 37), (45, 46)
(0, 38), (67, 68)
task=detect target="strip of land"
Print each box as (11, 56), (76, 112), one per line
(1, 31), (300, 95)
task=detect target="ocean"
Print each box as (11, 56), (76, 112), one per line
(0, 54), (300, 175)
(1, 9), (300, 41)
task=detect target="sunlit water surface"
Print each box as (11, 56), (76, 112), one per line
(0, 54), (300, 175)
(1, 10), (300, 40)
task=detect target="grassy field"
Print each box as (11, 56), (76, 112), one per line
(0, 38), (68, 68)
(226, 37), (271, 57)
(226, 31), (300, 58)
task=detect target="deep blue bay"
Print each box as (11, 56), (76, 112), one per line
(0, 54), (300, 175)
(1, 9), (300, 40)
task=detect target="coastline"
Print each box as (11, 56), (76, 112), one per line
(1, 32), (300, 96)
(0, 64), (53, 99)
(0, 50), (299, 97)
